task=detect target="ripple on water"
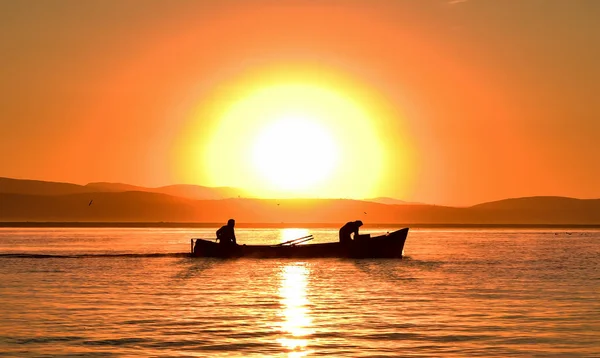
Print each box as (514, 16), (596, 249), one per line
(0, 228), (599, 357)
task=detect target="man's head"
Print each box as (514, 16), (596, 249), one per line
(355, 220), (363, 227)
(227, 219), (235, 227)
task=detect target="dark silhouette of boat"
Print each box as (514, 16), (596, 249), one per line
(191, 228), (409, 258)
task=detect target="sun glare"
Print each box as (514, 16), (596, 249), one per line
(252, 116), (338, 190)
(176, 66), (414, 199)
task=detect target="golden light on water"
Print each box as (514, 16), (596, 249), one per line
(276, 264), (314, 357)
(280, 228), (311, 244)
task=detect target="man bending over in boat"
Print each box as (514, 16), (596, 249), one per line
(216, 219), (237, 246)
(339, 220), (363, 244)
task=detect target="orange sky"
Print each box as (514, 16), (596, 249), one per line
(1, 0), (599, 206)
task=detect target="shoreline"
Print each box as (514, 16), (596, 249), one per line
(1, 222), (599, 229)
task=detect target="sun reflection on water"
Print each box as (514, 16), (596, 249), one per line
(280, 228), (311, 244)
(277, 264), (314, 357)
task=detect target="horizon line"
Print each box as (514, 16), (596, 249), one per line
(2, 222), (600, 229)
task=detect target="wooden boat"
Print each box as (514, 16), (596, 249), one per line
(190, 228), (409, 258)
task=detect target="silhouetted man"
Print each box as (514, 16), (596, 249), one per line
(339, 220), (363, 244)
(216, 219), (237, 245)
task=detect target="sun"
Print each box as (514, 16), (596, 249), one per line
(252, 115), (338, 190)
(187, 81), (386, 198)
(175, 66), (415, 199)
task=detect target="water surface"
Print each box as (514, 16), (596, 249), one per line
(0, 228), (598, 357)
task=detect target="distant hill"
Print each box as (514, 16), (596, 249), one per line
(1, 177), (599, 224)
(0, 192), (196, 222)
(85, 182), (148, 192)
(0, 177), (95, 196)
(86, 182), (246, 200)
(1, 177), (246, 200)
(366, 197), (424, 205)
(0, 192), (451, 223)
(468, 196), (600, 224)
(471, 196), (599, 211)
(157, 184), (246, 200)
(1, 193), (599, 225)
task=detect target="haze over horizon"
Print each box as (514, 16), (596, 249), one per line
(2, 1), (599, 207)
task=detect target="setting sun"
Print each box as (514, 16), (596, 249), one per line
(177, 67), (404, 199)
(252, 115), (338, 190)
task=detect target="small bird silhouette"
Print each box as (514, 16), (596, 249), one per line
(364, 211), (367, 214)
(88, 200), (93, 206)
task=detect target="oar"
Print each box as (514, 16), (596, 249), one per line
(288, 236), (314, 246)
(277, 234), (313, 246)
(275, 234), (313, 247)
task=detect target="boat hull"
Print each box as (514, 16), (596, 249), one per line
(191, 228), (409, 258)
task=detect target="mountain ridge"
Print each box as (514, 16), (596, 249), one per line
(1, 177), (246, 200)
(1, 177), (599, 224)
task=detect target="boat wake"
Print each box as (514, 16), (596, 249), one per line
(0, 253), (191, 259)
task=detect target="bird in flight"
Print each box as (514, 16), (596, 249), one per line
(88, 200), (93, 206)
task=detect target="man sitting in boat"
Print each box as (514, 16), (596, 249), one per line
(216, 219), (237, 246)
(339, 220), (363, 244)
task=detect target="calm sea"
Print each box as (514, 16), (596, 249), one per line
(0, 227), (598, 357)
